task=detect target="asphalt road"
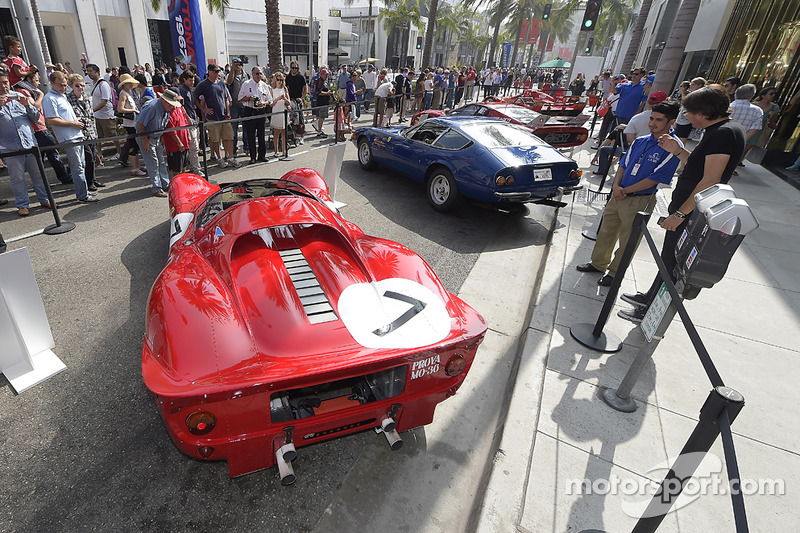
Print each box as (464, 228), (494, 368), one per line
(0, 130), (545, 532)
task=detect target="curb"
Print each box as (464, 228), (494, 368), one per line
(472, 198), (573, 532)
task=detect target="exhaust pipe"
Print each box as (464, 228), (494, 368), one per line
(278, 442), (297, 463)
(381, 417), (397, 433)
(276, 446), (296, 486)
(383, 428), (403, 451)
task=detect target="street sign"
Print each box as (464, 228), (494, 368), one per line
(641, 283), (672, 341)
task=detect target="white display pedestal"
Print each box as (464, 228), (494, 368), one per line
(323, 143), (347, 209)
(0, 248), (66, 393)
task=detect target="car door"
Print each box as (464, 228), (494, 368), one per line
(385, 121), (449, 181)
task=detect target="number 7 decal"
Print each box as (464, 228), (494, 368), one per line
(373, 290), (427, 337)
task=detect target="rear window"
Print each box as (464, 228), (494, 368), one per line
(461, 122), (547, 148)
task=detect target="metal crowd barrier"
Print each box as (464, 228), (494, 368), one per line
(569, 210), (750, 532)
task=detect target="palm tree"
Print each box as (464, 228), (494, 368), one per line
(507, 0), (536, 68)
(422, 0), (441, 68)
(649, 0), (702, 95)
(592, 0), (636, 57)
(265, 0), (282, 74)
(621, 0), (652, 73)
(378, 0), (424, 64)
(435, 3), (463, 65)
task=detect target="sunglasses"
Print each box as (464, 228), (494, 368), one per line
(291, 67), (299, 70)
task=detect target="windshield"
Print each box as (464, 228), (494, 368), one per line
(460, 122), (547, 148)
(497, 105), (543, 124)
(197, 179), (318, 228)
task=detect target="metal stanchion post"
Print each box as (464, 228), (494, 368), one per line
(199, 121), (208, 178)
(631, 386), (745, 533)
(570, 212), (650, 353)
(280, 107), (294, 161)
(32, 146), (76, 235)
(333, 102), (340, 144)
(601, 300), (678, 411)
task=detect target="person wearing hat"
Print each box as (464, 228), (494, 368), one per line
(226, 57), (249, 157)
(116, 73), (146, 176)
(312, 68), (333, 137)
(135, 88), (183, 197)
(42, 70), (98, 203)
(577, 99), (682, 286)
(195, 63), (240, 168)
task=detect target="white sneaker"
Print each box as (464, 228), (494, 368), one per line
(108, 153), (120, 160)
(218, 158), (229, 169)
(227, 158), (241, 169)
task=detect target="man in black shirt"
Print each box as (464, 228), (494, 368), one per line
(285, 61), (307, 143)
(619, 85), (746, 322)
(178, 71), (203, 174)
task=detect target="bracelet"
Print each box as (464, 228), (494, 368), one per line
(673, 210), (687, 219)
(673, 147), (682, 156)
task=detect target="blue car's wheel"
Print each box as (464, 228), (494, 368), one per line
(358, 138), (377, 170)
(427, 167), (462, 213)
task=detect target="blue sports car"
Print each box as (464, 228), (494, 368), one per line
(351, 116), (582, 213)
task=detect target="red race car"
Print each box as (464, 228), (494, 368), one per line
(494, 92), (588, 117)
(411, 102), (588, 148)
(142, 170), (487, 482)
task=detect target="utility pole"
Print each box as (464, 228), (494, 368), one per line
(308, 0), (314, 71)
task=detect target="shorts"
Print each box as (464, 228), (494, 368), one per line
(313, 106), (329, 119)
(167, 149), (189, 173)
(673, 122), (693, 138)
(95, 118), (117, 138)
(206, 122), (234, 143)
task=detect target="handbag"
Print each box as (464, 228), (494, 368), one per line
(597, 100), (610, 117)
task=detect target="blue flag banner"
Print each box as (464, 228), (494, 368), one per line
(169, 0), (206, 78)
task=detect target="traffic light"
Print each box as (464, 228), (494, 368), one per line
(584, 37), (593, 54)
(580, 0), (601, 32)
(416, 36), (423, 50)
(542, 3), (552, 20)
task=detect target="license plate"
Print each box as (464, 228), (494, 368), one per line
(534, 168), (553, 181)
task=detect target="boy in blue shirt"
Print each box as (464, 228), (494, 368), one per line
(577, 100), (682, 285)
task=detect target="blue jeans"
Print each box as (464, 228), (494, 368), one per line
(597, 145), (624, 175)
(5, 152), (48, 208)
(363, 89), (373, 111)
(138, 138), (170, 193)
(64, 143), (89, 200)
(446, 88), (455, 109)
(230, 106), (247, 154)
(355, 93), (363, 118)
(422, 92), (433, 110)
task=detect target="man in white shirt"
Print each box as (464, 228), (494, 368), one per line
(86, 63), (121, 159)
(374, 77), (394, 127)
(362, 65), (378, 112)
(238, 67), (274, 164)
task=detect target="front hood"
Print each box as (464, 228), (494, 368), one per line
(490, 144), (575, 167)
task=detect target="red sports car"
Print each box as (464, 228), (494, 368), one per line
(495, 92), (588, 117)
(142, 170), (487, 481)
(411, 102), (589, 148)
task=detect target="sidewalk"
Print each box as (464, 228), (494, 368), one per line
(475, 148), (800, 532)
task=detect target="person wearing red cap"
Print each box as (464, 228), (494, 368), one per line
(577, 100), (682, 286)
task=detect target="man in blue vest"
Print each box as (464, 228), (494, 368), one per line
(577, 100), (682, 286)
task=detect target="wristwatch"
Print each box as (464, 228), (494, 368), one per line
(672, 210), (687, 219)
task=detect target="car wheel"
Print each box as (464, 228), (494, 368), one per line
(427, 167), (462, 213)
(358, 138), (377, 170)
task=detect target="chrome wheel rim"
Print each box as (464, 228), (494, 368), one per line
(359, 142), (370, 164)
(430, 175), (450, 205)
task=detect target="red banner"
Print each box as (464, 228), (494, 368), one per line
(546, 34), (554, 52)
(528, 19), (540, 44)
(539, 33), (547, 51)
(519, 19), (529, 45)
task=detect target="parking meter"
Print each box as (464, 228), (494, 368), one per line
(674, 185), (759, 299)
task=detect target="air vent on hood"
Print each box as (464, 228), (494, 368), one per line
(279, 248), (338, 324)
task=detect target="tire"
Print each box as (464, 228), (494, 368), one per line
(358, 138), (377, 170)
(426, 167), (462, 213)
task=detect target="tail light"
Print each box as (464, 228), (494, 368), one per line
(186, 411), (217, 435)
(569, 170), (583, 180)
(445, 354), (466, 376)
